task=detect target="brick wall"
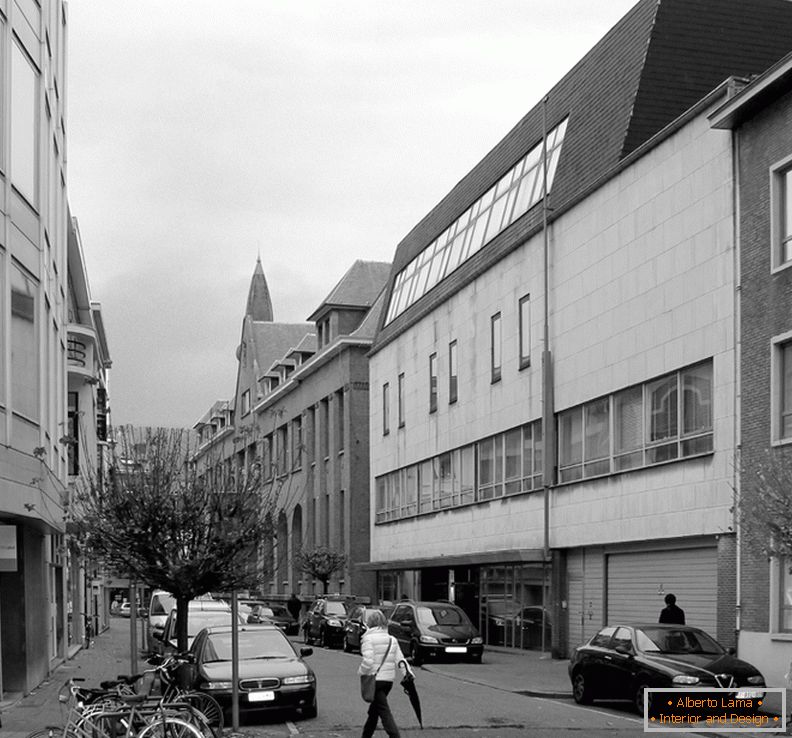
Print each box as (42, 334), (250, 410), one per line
(738, 88), (792, 633)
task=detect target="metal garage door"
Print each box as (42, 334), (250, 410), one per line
(606, 547), (717, 635)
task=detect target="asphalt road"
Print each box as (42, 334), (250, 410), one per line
(227, 640), (655, 737)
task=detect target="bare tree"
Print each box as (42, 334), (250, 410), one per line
(73, 425), (273, 652)
(296, 546), (346, 594)
(739, 449), (792, 559)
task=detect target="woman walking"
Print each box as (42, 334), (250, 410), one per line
(358, 609), (413, 738)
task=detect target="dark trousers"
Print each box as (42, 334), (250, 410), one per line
(362, 680), (400, 738)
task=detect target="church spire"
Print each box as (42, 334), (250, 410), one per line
(245, 256), (274, 322)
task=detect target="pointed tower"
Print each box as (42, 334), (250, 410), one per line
(246, 256), (274, 322)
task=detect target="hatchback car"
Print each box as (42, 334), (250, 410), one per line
(246, 602), (299, 635)
(188, 624), (316, 720)
(342, 606), (386, 653)
(303, 599), (348, 648)
(388, 600), (483, 665)
(568, 624), (766, 714)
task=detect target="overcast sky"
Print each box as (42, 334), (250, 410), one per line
(66, 0), (637, 429)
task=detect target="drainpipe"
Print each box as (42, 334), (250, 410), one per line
(541, 95), (557, 656)
(731, 125), (742, 643)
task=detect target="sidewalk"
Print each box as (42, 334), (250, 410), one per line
(0, 617), (142, 737)
(424, 646), (572, 698)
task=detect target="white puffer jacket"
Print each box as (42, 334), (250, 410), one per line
(358, 626), (412, 682)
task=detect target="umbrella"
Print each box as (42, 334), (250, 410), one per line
(399, 662), (423, 728)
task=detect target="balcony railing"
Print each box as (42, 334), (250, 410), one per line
(67, 337), (87, 367)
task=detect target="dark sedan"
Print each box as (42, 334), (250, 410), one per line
(343, 605), (386, 653)
(568, 624), (766, 714)
(246, 603), (299, 635)
(189, 624), (317, 720)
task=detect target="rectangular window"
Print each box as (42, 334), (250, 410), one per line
(263, 434), (273, 480)
(558, 408), (583, 482)
(781, 559), (792, 632)
(276, 424), (288, 474)
(383, 382), (390, 435)
(449, 341), (458, 404)
(614, 386), (644, 470)
(404, 465), (418, 516)
(306, 406), (316, 465)
(776, 339), (792, 442)
(504, 428), (522, 495)
(67, 391), (78, 476)
(647, 372), (679, 464)
(397, 373), (405, 428)
(419, 460), (433, 512)
(429, 353), (438, 413)
(774, 164), (792, 268)
(241, 389), (251, 416)
(11, 264), (38, 420)
(291, 416), (302, 470)
(11, 40), (38, 205)
(519, 294), (531, 369)
(435, 453), (453, 508)
(491, 313), (502, 383)
(320, 398), (329, 458)
(336, 389), (345, 452)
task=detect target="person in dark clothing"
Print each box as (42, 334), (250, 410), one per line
(287, 593), (301, 623)
(659, 593), (685, 624)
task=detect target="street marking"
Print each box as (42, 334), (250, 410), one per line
(285, 720), (299, 734)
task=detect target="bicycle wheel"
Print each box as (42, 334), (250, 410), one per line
(177, 692), (223, 731)
(25, 728), (64, 738)
(136, 717), (204, 738)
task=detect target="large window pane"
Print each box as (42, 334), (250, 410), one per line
(404, 465), (418, 516)
(478, 437), (494, 500)
(781, 559), (792, 632)
(459, 445), (475, 504)
(784, 170), (792, 264)
(419, 460), (433, 513)
(614, 386), (643, 470)
(559, 408), (582, 481)
(648, 373), (678, 442)
(584, 398), (610, 476)
(11, 41), (38, 204)
(436, 453), (453, 508)
(11, 264), (38, 419)
(783, 343), (792, 439)
(505, 428), (521, 495)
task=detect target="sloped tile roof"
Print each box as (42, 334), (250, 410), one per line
(373, 0), (792, 352)
(308, 260), (391, 320)
(350, 287), (388, 341)
(250, 321), (313, 378)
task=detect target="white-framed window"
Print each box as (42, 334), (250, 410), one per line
(449, 341), (458, 404)
(491, 312), (502, 383)
(558, 361), (713, 482)
(429, 353), (438, 413)
(11, 39), (38, 206)
(397, 372), (405, 428)
(772, 331), (792, 444)
(519, 294), (531, 369)
(771, 155), (792, 271)
(382, 382), (390, 435)
(780, 558), (792, 633)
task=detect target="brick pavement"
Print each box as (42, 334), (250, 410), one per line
(0, 616), (144, 737)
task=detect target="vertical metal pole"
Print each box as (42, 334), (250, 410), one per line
(129, 581), (138, 676)
(231, 590), (239, 731)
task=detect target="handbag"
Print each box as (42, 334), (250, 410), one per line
(360, 637), (392, 703)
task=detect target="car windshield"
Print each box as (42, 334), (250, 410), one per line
(203, 630), (296, 662)
(417, 605), (467, 626)
(268, 605), (290, 618)
(636, 627), (725, 655)
(325, 602), (346, 616)
(150, 594), (175, 616)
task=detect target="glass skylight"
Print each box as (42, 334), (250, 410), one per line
(385, 117), (568, 324)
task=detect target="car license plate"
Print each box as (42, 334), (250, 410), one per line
(248, 690), (275, 702)
(445, 646), (467, 653)
(736, 690), (763, 699)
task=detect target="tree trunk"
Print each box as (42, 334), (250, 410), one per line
(176, 595), (190, 654)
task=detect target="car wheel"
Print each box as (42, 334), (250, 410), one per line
(634, 682), (652, 715)
(572, 670), (593, 704)
(410, 640), (424, 666)
(343, 634), (352, 653)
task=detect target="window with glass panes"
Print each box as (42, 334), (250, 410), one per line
(780, 167), (792, 266)
(449, 341), (458, 404)
(781, 560), (792, 632)
(398, 373), (405, 427)
(383, 382), (390, 435)
(558, 361), (713, 482)
(491, 313), (502, 383)
(780, 340), (792, 440)
(519, 294), (531, 369)
(429, 353), (438, 413)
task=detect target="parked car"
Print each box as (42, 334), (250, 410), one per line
(568, 624), (766, 714)
(188, 624), (316, 720)
(303, 598), (348, 648)
(153, 600), (245, 655)
(342, 606), (386, 653)
(147, 590), (176, 643)
(388, 600), (483, 665)
(119, 602), (131, 618)
(245, 602), (299, 635)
